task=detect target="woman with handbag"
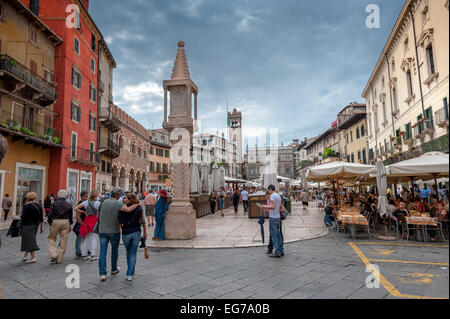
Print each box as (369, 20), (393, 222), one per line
(119, 193), (147, 281)
(74, 190), (100, 261)
(20, 192), (43, 264)
(153, 189), (168, 241)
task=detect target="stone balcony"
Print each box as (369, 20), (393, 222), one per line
(435, 106), (449, 128)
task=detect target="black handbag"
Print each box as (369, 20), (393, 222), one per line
(73, 222), (81, 235)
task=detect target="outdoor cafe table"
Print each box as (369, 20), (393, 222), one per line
(405, 215), (439, 243)
(337, 210), (370, 240)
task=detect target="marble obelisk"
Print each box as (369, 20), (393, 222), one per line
(162, 41), (197, 239)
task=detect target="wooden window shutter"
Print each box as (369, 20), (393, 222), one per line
(77, 106), (81, 123)
(30, 60), (37, 74)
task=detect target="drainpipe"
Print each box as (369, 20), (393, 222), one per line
(409, 5), (426, 118)
(370, 84), (378, 162)
(385, 53), (396, 138)
(97, 41), (101, 177)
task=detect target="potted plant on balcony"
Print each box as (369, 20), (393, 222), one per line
(51, 137), (60, 144)
(390, 136), (396, 142)
(8, 57), (18, 67)
(21, 127), (36, 136)
(7, 119), (18, 129)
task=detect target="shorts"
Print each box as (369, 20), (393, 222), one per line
(145, 205), (155, 217)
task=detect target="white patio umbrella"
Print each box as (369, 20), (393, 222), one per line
(219, 166), (225, 190)
(211, 162), (220, 192)
(386, 152), (449, 184)
(306, 161), (376, 208)
(263, 154), (279, 191)
(189, 163), (201, 194)
(376, 160), (387, 218)
(200, 163), (210, 193)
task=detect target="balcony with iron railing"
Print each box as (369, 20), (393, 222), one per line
(99, 107), (120, 133)
(413, 119), (434, 139)
(0, 54), (56, 106)
(0, 108), (62, 147)
(98, 136), (120, 159)
(68, 147), (97, 166)
(435, 107), (449, 128)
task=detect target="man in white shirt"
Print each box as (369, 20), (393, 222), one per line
(240, 188), (249, 214)
(262, 185), (283, 258)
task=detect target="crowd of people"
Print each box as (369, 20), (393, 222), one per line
(1, 187), (169, 282)
(295, 184), (449, 242)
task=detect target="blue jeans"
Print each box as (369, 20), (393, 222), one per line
(154, 219), (165, 240)
(269, 218), (283, 256)
(243, 201), (248, 212)
(75, 233), (82, 255)
(268, 220), (283, 253)
(122, 231), (141, 277)
(99, 233), (120, 276)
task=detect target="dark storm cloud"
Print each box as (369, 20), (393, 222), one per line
(90, 0), (404, 148)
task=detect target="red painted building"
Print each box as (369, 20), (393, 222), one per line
(19, 0), (101, 201)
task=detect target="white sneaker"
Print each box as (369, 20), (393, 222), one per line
(127, 276), (133, 281)
(90, 256), (99, 261)
(25, 258), (36, 264)
(100, 275), (107, 282)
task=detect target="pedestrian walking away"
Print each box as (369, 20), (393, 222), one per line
(153, 189), (168, 241)
(119, 193), (148, 281)
(144, 190), (157, 227)
(241, 188), (249, 214)
(74, 190), (100, 261)
(232, 189), (240, 214)
(209, 191), (217, 216)
(20, 192), (44, 264)
(47, 189), (73, 264)
(301, 190), (309, 210)
(218, 187), (226, 217)
(97, 187), (140, 281)
(73, 191), (88, 259)
(2, 193), (12, 223)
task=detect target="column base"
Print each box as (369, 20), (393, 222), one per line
(164, 200), (196, 240)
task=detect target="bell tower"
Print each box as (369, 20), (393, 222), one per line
(228, 109), (243, 166)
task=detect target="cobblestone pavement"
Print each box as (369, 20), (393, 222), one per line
(0, 215), (448, 299)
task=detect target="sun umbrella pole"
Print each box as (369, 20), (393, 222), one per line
(409, 176), (415, 201)
(336, 178), (341, 209)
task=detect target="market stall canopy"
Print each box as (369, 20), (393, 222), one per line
(385, 152), (449, 179)
(224, 176), (253, 184)
(305, 161), (376, 182)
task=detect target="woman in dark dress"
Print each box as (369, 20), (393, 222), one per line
(209, 191), (217, 216)
(21, 192), (43, 263)
(232, 190), (240, 214)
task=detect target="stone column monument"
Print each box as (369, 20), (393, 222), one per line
(162, 41), (197, 240)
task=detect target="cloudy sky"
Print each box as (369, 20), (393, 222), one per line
(90, 0), (404, 151)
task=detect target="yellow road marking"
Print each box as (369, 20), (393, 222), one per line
(348, 242), (448, 299)
(349, 242), (402, 297)
(370, 248), (396, 256)
(368, 259), (449, 266)
(355, 242), (449, 248)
